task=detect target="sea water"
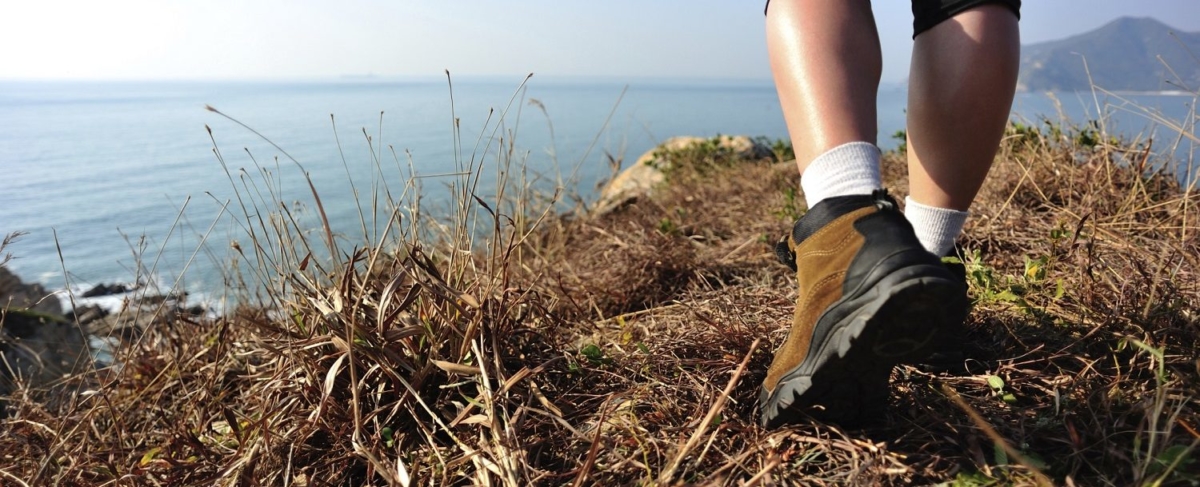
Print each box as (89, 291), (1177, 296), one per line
(0, 78), (1195, 305)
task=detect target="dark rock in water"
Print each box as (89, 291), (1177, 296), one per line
(2, 308), (58, 338)
(0, 267), (62, 316)
(64, 304), (109, 326)
(86, 313), (146, 341)
(0, 267), (89, 415)
(108, 325), (141, 342)
(1, 308), (90, 414)
(0, 268), (211, 415)
(81, 282), (133, 298)
(83, 292), (200, 340)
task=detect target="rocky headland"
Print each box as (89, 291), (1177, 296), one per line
(0, 266), (207, 411)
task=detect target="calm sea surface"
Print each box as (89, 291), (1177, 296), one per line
(1, 78), (1196, 302)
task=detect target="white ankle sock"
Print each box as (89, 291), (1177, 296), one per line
(904, 196), (969, 257)
(800, 142), (882, 209)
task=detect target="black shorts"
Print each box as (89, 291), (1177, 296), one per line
(765, 0), (1021, 38)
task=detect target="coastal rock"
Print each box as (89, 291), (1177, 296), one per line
(84, 292), (203, 341)
(81, 282), (134, 298)
(65, 304), (109, 326)
(0, 266), (62, 316)
(0, 310), (88, 378)
(1, 268), (88, 409)
(593, 135), (774, 215)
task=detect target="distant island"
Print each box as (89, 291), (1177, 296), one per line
(1018, 16), (1200, 93)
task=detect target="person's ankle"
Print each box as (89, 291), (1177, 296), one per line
(904, 196), (968, 256)
(799, 142), (882, 208)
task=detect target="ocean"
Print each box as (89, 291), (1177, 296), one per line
(1, 78), (1196, 306)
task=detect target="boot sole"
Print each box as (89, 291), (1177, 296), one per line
(760, 265), (968, 428)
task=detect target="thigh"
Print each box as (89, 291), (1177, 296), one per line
(911, 0), (1021, 37)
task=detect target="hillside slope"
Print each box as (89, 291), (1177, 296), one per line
(1019, 16), (1200, 92)
(2, 124), (1198, 485)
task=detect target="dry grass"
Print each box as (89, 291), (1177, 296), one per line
(2, 105), (1199, 485)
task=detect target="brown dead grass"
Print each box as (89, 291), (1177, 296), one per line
(2, 121), (1199, 486)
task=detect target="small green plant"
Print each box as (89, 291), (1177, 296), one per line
(775, 186), (803, 221)
(1006, 118), (1122, 152)
(381, 427), (395, 448)
(891, 129), (908, 154)
(986, 374), (1017, 405)
(653, 135), (754, 179)
(1023, 255), (1048, 283)
(1075, 120), (1101, 149)
(756, 136), (795, 161)
(956, 250), (1048, 316)
(1147, 443), (1198, 483)
(945, 469), (996, 486)
(580, 343), (611, 366)
(1122, 339), (1200, 485)
(1007, 120), (1046, 148)
(657, 217), (678, 235)
(1048, 223), (1070, 246)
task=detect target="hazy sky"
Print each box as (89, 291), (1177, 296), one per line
(3, 1), (1198, 83)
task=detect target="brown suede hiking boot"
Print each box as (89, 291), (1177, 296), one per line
(760, 190), (969, 428)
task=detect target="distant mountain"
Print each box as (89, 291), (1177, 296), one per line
(1018, 17), (1200, 92)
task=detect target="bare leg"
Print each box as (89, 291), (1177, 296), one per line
(766, 0), (881, 173)
(760, 1), (982, 428)
(906, 5), (1020, 211)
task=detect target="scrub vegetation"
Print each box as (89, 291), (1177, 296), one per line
(2, 89), (1199, 485)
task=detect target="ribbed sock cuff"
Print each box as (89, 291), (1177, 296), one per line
(904, 196), (969, 256)
(799, 142), (882, 209)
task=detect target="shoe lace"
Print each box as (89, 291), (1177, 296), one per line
(871, 189), (896, 211)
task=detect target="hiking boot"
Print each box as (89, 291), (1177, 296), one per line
(909, 256), (972, 373)
(760, 190), (969, 428)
